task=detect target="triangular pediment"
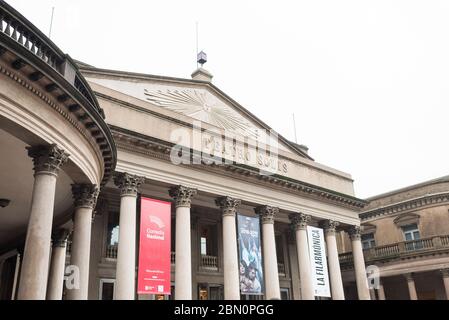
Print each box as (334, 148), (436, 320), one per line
(82, 69), (311, 159)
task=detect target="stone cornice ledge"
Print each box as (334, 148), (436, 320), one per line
(361, 192), (449, 220)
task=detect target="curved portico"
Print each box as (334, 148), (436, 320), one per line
(0, 2), (116, 300)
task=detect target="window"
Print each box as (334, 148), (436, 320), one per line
(199, 225), (218, 257)
(99, 279), (115, 300)
(197, 284), (223, 300)
(361, 233), (376, 250)
(280, 288), (290, 300)
(402, 224), (421, 250)
(201, 237), (207, 256)
(105, 212), (119, 258)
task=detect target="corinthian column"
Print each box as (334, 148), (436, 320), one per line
(113, 172), (144, 300)
(255, 206), (280, 300)
(348, 226), (370, 300)
(169, 185), (197, 300)
(321, 220), (345, 300)
(18, 144), (69, 300)
(46, 228), (70, 300)
(289, 213), (314, 300)
(66, 184), (99, 300)
(216, 196), (241, 300)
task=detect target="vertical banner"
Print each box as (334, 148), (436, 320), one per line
(138, 197), (171, 295)
(237, 214), (264, 295)
(307, 226), (331, 297)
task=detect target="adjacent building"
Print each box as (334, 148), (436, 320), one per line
(339, 176), (449, 300)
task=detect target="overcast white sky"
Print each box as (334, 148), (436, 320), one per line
(6, 0), (449, 198)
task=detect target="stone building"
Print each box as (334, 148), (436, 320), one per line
(339, 176), (449, 300)
(0, 1), (374, 300)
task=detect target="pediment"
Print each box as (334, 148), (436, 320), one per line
(84, 72), (310, 159)
(393, 213), (420, 227)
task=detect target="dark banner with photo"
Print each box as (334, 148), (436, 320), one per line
(237, 214), (263, 295)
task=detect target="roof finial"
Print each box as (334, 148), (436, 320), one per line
(197, 51), (207, 67)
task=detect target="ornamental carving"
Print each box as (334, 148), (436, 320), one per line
(169, 185), (197, 208)
(144, 88), (259, 139)
(27, 144), (69, 175)
(113, 172), (145, 196)
(289, 213), (311, 230)
(348, 225), (362, 240)
(215, 196), (241, 217)
(255, 205), (279, 224)
(320, 219), (340, 235)
(51, 229), (71, 248)
(72, 184), (99, 209)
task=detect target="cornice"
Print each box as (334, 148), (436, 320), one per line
(361, 192), (449, 221)
(111, 127), (366, 210)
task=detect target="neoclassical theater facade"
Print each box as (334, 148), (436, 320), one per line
(0, 1), (372, 300)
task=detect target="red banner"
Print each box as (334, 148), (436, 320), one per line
(138, 197), (171, 295)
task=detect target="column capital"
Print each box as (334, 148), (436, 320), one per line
(440, 269), (449, 278)
(113, 172), (144, 196)
(320, 219), (340, 235)
(27, 144), (69, 176)
(255, 205), (279, 224)
(215, 196), (241, 217)
(169, 185), (197, 208)
(404, 273), (414, 281)
(289, 212), (311, 230)
(51, 228), (71, 248)
(348, 225), (362, 240)
(72, 184), (99, 209)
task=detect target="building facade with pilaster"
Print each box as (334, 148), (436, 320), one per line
(339, 176), (449, 300)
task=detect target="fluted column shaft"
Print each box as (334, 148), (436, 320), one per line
(170, 185), (197, 300)
(322, 220), (345, 300)
(256, 206), (280, 300)
(290, 213), (314, 300)
(47, 229), (70, 300)
(18, 145), (69, 300)
(216, 197), (241, 300)
(348, 226), (370, 300)
(66, 184), (99, 300)
(113, 173), (144, 300)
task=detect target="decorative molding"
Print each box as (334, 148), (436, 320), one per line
(393, 213), (420, 228)
(320, 219), (339, 236)
(111, 127), (366, 210)
(51, 228), (71, 248)
(27, 144), (69, 176)
(361, 222), (376, 235)
(0, 63), (114, 186)
(215, 196), (241, 217)
(169, 185), (197, 208)
(289, 213), (311, 230)
(361, 192), (449, 221)
(255, 205), (279, 224)
(348, 225), (362, 241)
(72, 183), (99, 209)
(113, 172), (144, 196)
(144, 88), (259, 138)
